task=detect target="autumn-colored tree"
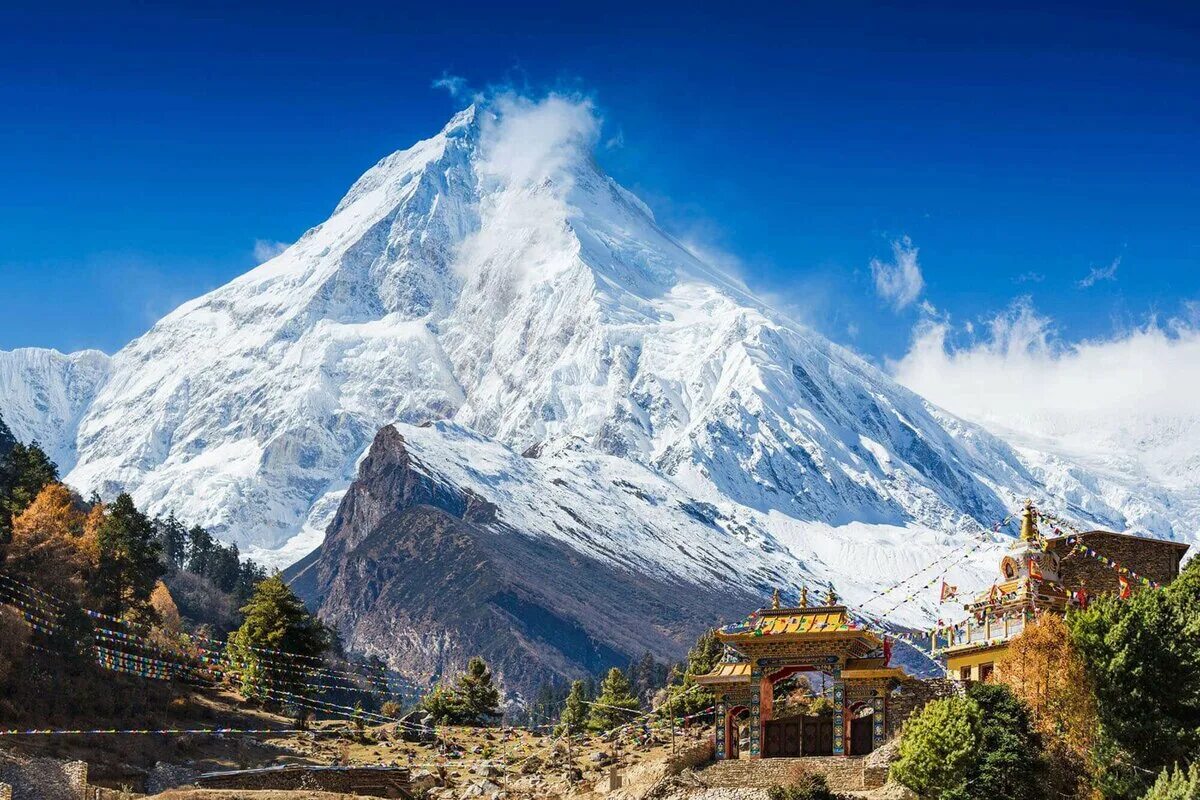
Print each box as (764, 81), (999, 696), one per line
(6, 482), (91, 599)
(996, 612), (1099, 798)
(150, 580), (183, 636)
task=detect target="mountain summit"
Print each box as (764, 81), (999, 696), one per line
(1, 99), (1192, 636)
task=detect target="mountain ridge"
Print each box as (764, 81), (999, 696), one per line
(1, 99), (1194, 636)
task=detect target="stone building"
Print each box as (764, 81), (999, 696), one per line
(933, 500), (1190, 681)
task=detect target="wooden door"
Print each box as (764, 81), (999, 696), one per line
(763, 721), (802, 757)
(850, 715), (873, 755)
(801, 716), (833, 756)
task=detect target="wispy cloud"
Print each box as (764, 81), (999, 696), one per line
(870, 236), (924, 311)
(432, 72), (471, 99)
(1015, 271), (1045, 284)
(1077, 256), (1120, 288)
(891, 298), (1200, 446)
(253, 239), (290, 263)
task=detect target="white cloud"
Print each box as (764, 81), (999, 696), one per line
(451, 92), (600, 284)
(253, 239), (290, 263)
(1077, 256), (1120, 288)
(477, 92), (599, 189)
(870, 236), (924, 310)
(1015, 271), (1045, 284)
(432, 72), (470, 98)
(892, 298), (1200, 450)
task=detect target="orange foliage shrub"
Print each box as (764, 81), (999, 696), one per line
(995, 612), (1099, 798)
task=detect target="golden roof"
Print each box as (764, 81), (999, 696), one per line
(717, 606), (875, 643)
(694, 662), (753, 685)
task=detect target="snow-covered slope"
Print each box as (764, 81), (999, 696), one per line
(1, 100), (1194, 625)
(0, 348), (110, 470)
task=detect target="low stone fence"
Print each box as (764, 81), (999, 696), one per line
(196, 764), (412, 797)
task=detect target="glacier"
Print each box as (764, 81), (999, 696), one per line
(1, 99), (1194, 627)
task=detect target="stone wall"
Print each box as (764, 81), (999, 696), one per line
(1049, 532), (1186, 595)
(0, 782), (11, 800)
(197, 764), (410, 797)
(885, 678), (959, 739)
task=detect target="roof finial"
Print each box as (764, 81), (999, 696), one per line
(1020, 498), (1039, 544)
(825, 583), (839, 607)
(772, 588), (781, 609)
(800, 586), (809, 608)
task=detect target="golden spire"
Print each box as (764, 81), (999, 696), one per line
(772, 588), (781, 609)
(1020, 498), (1039, 544)
(800, 586), (809, 608)
(824, 583), (839, 607)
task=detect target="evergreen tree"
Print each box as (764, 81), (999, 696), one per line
(891, 686), (1045, 800)
(588, 667), (640, 731)
(666, 628), (724, 714)
(454, 656), (501, 725)
(0, 441), (59, 546)
(94, 493), (164, 623)
(422, 684), (466, 725)
(1068, 557), (1200, 799)
(891, 695), (981, 800)
(186, 524), (214, 577)
(558, 679), (589, 734)
(225, 573), (329, 699)
(966, 682), (1045, 800)
(1143, 763), (1200, 800)
(155, 512), (189, 571)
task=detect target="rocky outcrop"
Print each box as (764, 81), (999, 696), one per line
(285, 425), (762, 696)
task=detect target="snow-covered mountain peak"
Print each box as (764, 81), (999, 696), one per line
(2, 99), (1194, 598)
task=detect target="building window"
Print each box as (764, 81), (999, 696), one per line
(959, 666), (972, 682)
(979, 663), (994, 682)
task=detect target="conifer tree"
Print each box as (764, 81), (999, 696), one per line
(225, 573), (329, 700)
(0, 441), (58, 546)
(155, 512), (189, 571)
(558, 679), (589, 734)
(588, 667), (640, 731)
(94, 493), (164, 623)
(454, 655), (501, 725)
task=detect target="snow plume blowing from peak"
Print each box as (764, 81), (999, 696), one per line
(893, 299), (1200, 456)
(477, 93), (600, 189)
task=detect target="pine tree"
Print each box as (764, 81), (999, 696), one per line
(0, 441), (59, 546)
(225, 573), (329, 700)
(588, 667), (640, 731)
(155, 512), (188, 571)
(666, 628), (723, 714)
(94, 493), (164, 623)
(186, 524), (214, 577)
(558, 679), (589, 734)
(454, 656), (501, 725)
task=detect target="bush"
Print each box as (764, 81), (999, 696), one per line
(890, 684), (1045, 800)
(1143, 763), (1200, 800)
(380, 700), (402, 718)
(767, 773), (840, 800)
(890, 695), (981, 800)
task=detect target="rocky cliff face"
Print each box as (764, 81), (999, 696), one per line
(287, 424), (762, 696)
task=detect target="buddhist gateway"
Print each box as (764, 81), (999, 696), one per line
(698, 501), (1189, 759)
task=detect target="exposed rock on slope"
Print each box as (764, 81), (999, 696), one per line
(287, 423), (764, 694)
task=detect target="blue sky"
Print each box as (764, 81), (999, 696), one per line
(1, 1), (1197, 365)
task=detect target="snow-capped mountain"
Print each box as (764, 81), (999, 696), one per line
(0, 348), (110, 470)
(1, 100), (1194, 634)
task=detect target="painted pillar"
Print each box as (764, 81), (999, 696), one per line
(714, 695), (727, 760)
(872, 696), (886, 751)
(832, 678), (846, 755)
(749, 662), (762, 758)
